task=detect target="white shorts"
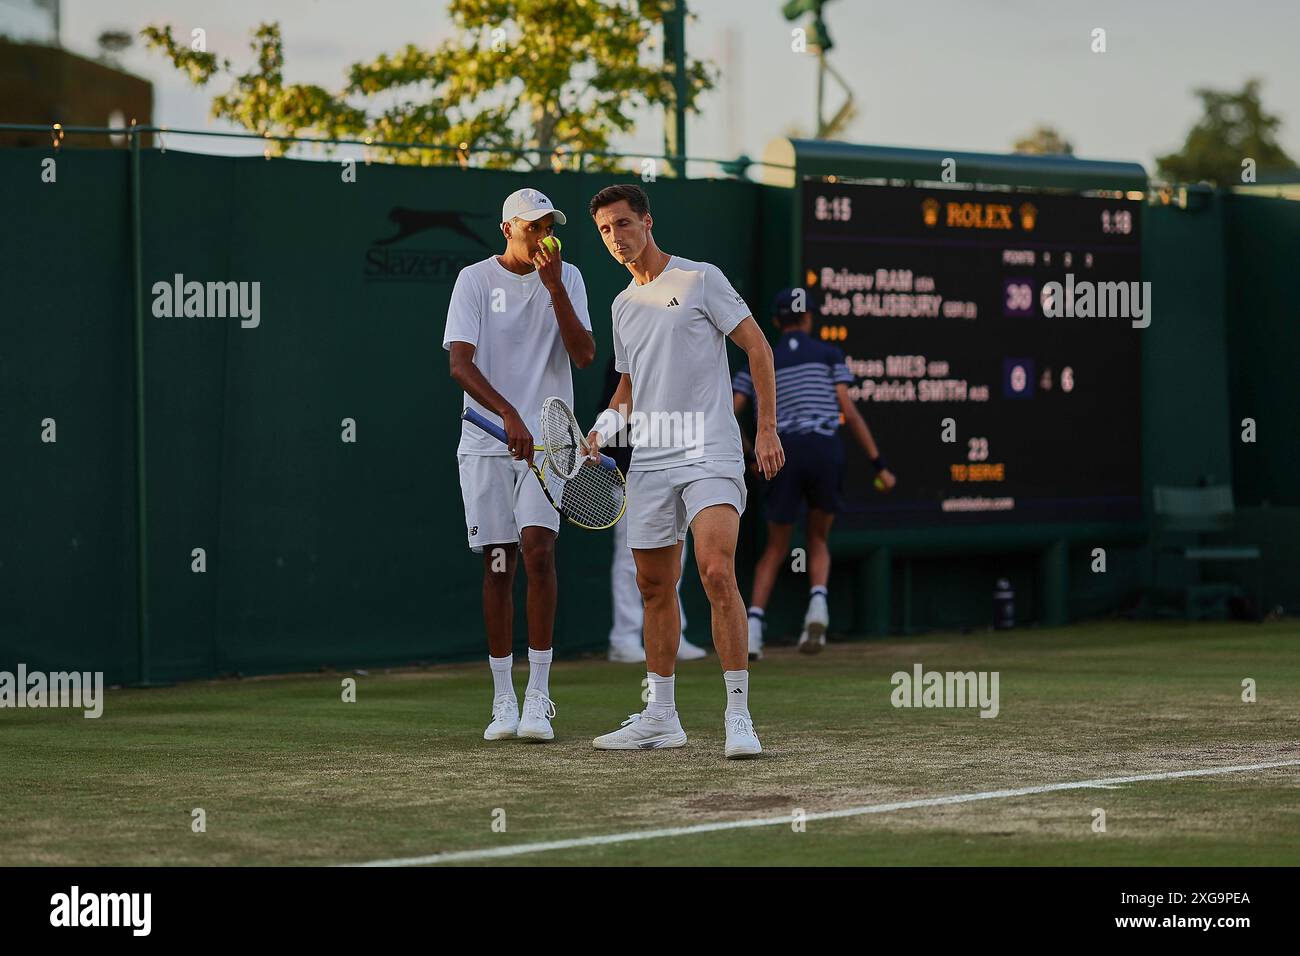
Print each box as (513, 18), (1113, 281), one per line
(625, 460), (746, 550)
(457, 452), (560, 552)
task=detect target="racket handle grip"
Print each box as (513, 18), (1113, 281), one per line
(463, 407), (620, 473)
(462, 407), (510, 445)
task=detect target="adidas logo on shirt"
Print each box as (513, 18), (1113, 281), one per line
(666, 297), (680, 307)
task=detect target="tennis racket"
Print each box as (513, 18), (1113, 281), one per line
(462, 401), (627, 530)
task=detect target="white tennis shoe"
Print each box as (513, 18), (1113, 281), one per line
(517, 690), (556, 741)
(797, 628), (826, 654)
(747, 615), (764, 661)
(610, 639), (706, 662)
(592, 710), (688, 750)
(608, 641), (646, 663)
(483, 694), (519, 740)
(677, 636), (708, 661)
(724, 713), (762, 759)
(803, 593), (829, 651)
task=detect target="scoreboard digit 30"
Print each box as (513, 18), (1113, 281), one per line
(802, 180), (1143, 529)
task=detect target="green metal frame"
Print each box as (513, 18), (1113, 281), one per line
(0, 123), (791, 178)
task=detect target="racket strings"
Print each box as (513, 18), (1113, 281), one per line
(544, 462), (625, 530)
(540, 399), (580, 479)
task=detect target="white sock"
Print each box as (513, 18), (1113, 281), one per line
(747, 606), (765, 619)
(526, 647), (553, 698)
(809, 586), (827, 600)
(489, 654), (514, 699)
(646, 672), (675, 719)
(724, 669), (749, 717)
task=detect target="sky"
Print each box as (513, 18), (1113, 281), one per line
(48, 0), (1300, 174)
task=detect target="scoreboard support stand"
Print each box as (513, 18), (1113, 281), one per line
(849, 539), (1071, 637)
(854, 547), (892, 636)
(1039, 538), (1069, 627)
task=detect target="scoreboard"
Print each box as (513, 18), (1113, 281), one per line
(801, 180), (1143, 529)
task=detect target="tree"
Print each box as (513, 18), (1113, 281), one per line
(1156, 79), (1297, 185)
(142, 1), (714, 170)
(1012, 124), (1073, 156)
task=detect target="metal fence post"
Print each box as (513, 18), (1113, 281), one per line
(129, 124), (153, 685)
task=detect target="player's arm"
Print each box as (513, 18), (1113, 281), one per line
(448, 342), (534, 460)
(533, 244), (595, 368)
(836, 382), (896, 490)
(728, 316), (784, 478)
(585, 372), (632, 460)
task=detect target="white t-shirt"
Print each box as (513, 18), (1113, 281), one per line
(612, 255), (750, 471)
(443, 256), (592, 456)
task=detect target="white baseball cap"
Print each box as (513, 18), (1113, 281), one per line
(501, 187), (567, 226)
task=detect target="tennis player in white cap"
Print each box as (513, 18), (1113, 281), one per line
(443, 187), (595, 743)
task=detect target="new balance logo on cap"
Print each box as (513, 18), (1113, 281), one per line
(666, 297), (680, 307)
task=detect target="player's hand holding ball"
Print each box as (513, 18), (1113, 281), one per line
(874, 468), (897, 492)
(534, 234), (563, 290)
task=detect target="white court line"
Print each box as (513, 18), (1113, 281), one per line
(353, 759), (1300, 867)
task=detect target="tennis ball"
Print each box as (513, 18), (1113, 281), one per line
(540, 235), (562, 254)
(873, 476), (886, 492)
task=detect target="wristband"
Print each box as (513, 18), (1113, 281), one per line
(591, 407), (627, 445)
(871, 455), (888, 473)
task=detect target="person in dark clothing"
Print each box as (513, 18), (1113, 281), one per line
(732, 289), (896, 657)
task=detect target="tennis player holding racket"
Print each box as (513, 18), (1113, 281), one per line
(585, 184), (783, 759)
(444, 187), (595, 743)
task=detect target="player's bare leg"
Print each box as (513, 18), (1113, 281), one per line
(806, 509), (834, 588)
(482, 543), (521, 739)
(750, 521), (794, 610)
(520, 526), (556, 652)
(592, 542), (688, 751)
(634, 541), (684, 676)
(746, 520), (794, 659)
(691, 505), (747, 670)
(518, 525), (558, 741)
(482, 543), (518, 658)
(691, 504), (761, 758)
(799, 509), (835, 654)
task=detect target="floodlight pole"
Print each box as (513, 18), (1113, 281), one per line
(816, 49), (826, 137)
(663, 0), (688, 176)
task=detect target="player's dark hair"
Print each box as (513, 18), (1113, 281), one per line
(589, 184), (650, 219)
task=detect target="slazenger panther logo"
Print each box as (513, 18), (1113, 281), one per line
(375, 208), (494, 248)
(365, 207), (496, 283)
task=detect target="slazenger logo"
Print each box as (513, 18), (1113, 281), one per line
(50, 886), (151, 936)
(365, 207), (495, 283)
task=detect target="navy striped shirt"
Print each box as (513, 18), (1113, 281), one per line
(732, 330), (853, 436)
